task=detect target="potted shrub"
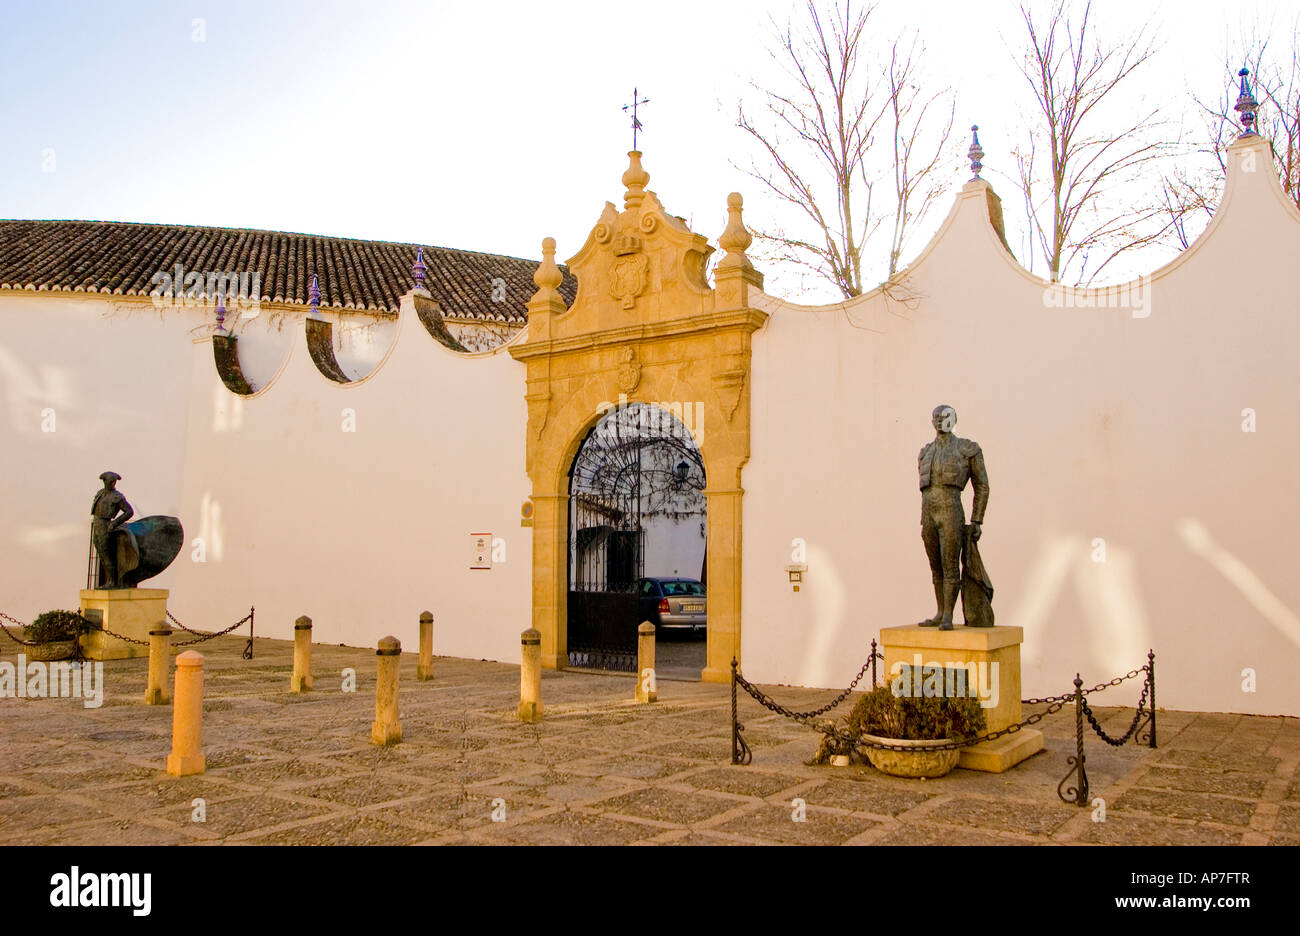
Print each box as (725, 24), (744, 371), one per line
(813, 684), (987, 778)
(23, 610), (93, 662)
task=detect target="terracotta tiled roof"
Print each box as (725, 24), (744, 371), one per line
(0, 219), (576, 323)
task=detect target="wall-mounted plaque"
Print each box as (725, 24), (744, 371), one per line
(470, 533), (492, 570)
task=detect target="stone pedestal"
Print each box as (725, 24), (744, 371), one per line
(78, 588), (168, 661)
(879, 624), (1043, 773)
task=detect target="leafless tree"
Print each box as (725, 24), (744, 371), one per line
(736, 0), (954, 299)
(1011, 0), (1175, 284)
(1161, 23), (1300, 247)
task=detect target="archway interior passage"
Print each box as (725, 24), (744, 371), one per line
(567, 402), (706, 674)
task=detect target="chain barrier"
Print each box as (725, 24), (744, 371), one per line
(2, 612), (91, 659)
(0, 612), (41, 646)
(1082, 673), (1151, 747)
(779, 645), (884, 721)
(93, 624), (151, 647)
(2, 607), (254, 654)
(730, 645), (1159, 810)
(734, 670), (1068, 752)
(167, 609), (254, 647)
(1022, 667), (1146, 706)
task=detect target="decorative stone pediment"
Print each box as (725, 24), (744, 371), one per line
(546, 152), (719, 336)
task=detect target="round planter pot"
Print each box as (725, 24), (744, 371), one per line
(25, 640), (77, 662)
(862, 734), (960, 779)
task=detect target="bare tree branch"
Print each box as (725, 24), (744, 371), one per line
(735, 0), (956, 298)
(1012, 0), (1175, 284)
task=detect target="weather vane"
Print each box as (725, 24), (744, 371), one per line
(623, 87), (649, 150)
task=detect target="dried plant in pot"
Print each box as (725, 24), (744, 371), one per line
(813, 684), (987, 779)
(23, 610), (93, 662)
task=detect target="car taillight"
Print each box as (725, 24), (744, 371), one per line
(657, 598), (670, 613)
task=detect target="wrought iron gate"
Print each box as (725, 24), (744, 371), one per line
(567, 422), (645, 671)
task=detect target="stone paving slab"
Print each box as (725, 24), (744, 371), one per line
(1, 634), (1295, 846)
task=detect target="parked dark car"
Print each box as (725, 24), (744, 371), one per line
(636, 577), (706, 634)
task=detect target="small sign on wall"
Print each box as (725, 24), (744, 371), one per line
(470, 533), (493, 570)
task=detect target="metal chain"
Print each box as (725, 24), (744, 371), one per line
(91, 623), (151, 647)
(165, 610), (211, 635)
(778, 649), (883, 720)
(734, 670), (1069, 752)
(171, 612), (253, 646)
(1023, 666), (1147, 706)
(4, 608), (250, 650)
(0, 611), (89, 647)
(1081, 667), (1147, 695)
(0, 616), (41, 646)
(1081, 678), (1151, 746)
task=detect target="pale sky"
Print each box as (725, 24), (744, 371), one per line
(2, 0), (1296, 301)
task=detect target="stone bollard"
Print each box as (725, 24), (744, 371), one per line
(417, 610), (434, 681)
(145, 625), (172, 705)
(291, 615), (313, 692)
(166, 651), (205, 776)
(636, 621), (657, 703)
(518, 627), (542, 722)
(371, 636), (402, 745)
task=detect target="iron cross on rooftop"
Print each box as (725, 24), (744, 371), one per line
(623, 88), (649, 150)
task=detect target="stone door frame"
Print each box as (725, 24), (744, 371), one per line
(510, 160), (766, 682)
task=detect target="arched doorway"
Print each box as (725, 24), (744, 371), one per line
(567, 402), (707, 677)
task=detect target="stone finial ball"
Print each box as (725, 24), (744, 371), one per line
(542, 237), (556, 253)
(727, 192), (743, 210)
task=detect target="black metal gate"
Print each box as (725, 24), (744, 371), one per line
(567, 422), (644, 671)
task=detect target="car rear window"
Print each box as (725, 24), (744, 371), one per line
(662, 581), (704, 596)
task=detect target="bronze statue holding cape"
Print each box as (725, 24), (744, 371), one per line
(89, 472), (184, 589)
(916, 405), (994, 630)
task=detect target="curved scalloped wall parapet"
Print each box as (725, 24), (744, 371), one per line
(413, 292), (470, 352)
(305, 318), (353, 384)
(212, 334), (255, 395)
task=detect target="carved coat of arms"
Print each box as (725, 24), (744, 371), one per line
(616, 347), (640, 393)
(608, 232), (649, 309)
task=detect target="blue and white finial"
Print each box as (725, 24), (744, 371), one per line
(413, 247), (427, 290)
(968, 124), (984, 179)
(1234, 68), (1258, 137)
(308, 273), (323, 320)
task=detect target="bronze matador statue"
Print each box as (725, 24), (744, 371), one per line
(91, 471), (134, 588)
(88, 472), (185, 589)
(917, 405), (994, 630)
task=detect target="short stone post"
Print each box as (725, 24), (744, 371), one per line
(635, 621), (657, 703)
(518, 627), (542, 722)
(145, 625), (172, 705)
(166, 651), (205, 776)
(371, 636), (402, 745)
(291, 615), (312, 692)
(417, 610), (434, 681)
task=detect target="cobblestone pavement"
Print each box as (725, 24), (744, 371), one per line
(1, 636), (1296, 846)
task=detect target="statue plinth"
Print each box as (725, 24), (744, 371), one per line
(79, 588), (168, 661)
(879, 624), (1043, 773)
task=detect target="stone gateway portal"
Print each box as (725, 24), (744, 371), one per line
(510, 154), (766, 682)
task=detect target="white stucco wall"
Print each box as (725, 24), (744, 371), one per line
(643, 514), (707, 580)
(4, 134), (1297, 718)
(0, 290), (530, 665)
(742, 134), (1300, 717)
(170, 296), (531, 663)
(0, 297), (197, 604)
